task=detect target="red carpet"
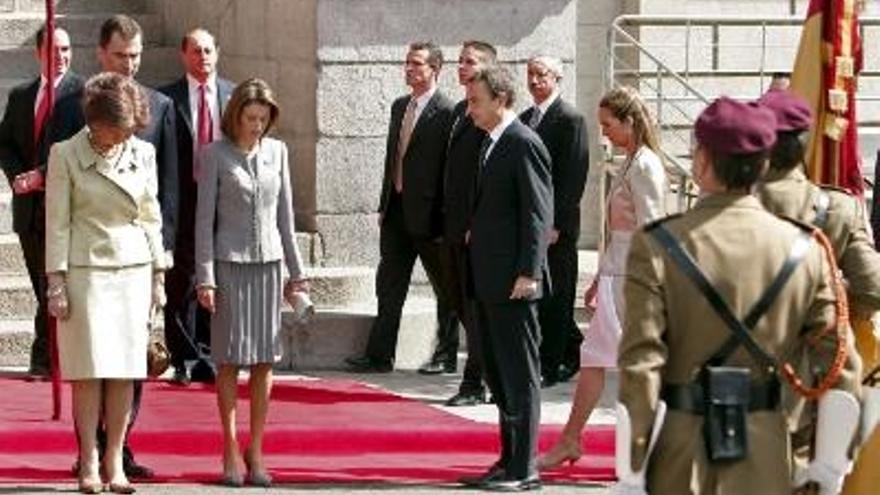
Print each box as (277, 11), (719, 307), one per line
(0, 374), (614, 484)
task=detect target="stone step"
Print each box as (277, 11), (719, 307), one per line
(280, 297), (437, 371)
(0, 233), (25, 273)
(0, 261), (374, 320)
(0, 231), (335, 278)
(18, 0), (153, 14)
(0, 12), (163, 49)
(0, 192), (12, 235)
(0, 275), (36, 320)
(0, 319), (32, 367)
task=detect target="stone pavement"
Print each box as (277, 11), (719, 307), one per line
(0, 365), (618, 494)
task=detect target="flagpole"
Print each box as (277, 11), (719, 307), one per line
(43, 0), (61, 422)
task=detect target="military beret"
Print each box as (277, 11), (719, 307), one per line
(694, 96), (777, 154)
(757, 89), (813, 132)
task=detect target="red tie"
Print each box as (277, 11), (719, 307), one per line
(194, 84), (213, 180)
(33, 83), (52, 148)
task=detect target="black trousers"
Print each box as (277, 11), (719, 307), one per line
(477, 299), (541, 479)
(163, 250), (211, 369)
(96, 380), (142, 463)
(437, 240), (484, 393)
(537, 235), (581, 379)
(365, 194), (453, 364)
(18, 227), (49, 371)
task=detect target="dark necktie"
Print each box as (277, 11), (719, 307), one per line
(528, 107), (542, 129)
(33, 82), (53, 149)
(194, 84), (213, 180)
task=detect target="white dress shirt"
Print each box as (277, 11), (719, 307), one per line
(187, 73), (222, 148)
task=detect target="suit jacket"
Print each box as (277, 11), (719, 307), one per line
(194, 137), (304, 288)
(159, 76), (234, 257)
(443, 99), (486, 243)
(469, 119), (553, 303)
(378, 90), (455, 239)
(44, 128), (166, 272)
(758, 166), (880, 312)
(618, 194), (860, 493)
(520, 97), (588, 238)
(50, 81), (179, 251)
(0, 71), (84, 233)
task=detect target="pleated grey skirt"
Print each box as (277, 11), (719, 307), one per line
(211, 260), (283, 366)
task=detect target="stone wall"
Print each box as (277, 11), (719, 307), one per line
(151, 0), (319, 233)
(314, 0), (578, 266)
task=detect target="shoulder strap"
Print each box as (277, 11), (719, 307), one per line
(813, 190), (830, 229)
(648, 223), (810, 370)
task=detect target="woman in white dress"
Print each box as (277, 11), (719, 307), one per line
(45, 73), (166, 494)
(539, 86), (667, 469)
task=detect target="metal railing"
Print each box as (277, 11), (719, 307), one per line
(604, 14), (880, 211)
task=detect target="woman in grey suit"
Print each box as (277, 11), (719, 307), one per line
(45, 73), (166, 494)
(195, 78), (307, 487)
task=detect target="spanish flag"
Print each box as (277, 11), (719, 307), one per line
(790, 0), (864, 195)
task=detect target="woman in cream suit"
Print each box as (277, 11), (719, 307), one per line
(540, 86), (667, 469)
(45, 73), (166, 494)
(195, 78), (307, 487)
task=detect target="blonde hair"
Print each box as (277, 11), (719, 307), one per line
(599, 86), (660, 155)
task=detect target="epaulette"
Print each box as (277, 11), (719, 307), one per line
(643, 212), (684, 231)
(775, 214), (818, 234)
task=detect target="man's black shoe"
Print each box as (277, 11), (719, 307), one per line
(482, 474), (541, 492)
(445, 390), (486, 407)
(345, 356), (393, 373)
(171, 366), (190, 386)
(540, 375), (560, 389)
(190, 359), (216, 383)
(27, 364), (50, 381)
(123, 459), (154, 479)
(557, 362), (579, 383)
(417, 359), (456, 375)
(459, 463), (505, 487)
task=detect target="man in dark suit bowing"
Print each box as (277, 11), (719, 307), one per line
(519, 55), (589, 387)
(346, 41), (456, 373)
(434, 40), (497, 406)
(0, 25), (84, 379)
(160, 28), (233, 385)
(461, 65), (553, 491)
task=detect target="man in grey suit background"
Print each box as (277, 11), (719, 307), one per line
(160, 28), (234, 385)
(519, 56), (589, 387)
(346, 42), (456, 373)
(0, 25), (84, 379)
(462, 65), (553, 491)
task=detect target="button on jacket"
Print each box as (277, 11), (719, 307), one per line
(45, 128), (166, 272)
(194, 137), (303, 288)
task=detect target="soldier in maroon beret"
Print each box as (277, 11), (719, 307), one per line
(756, 89), (880, 495)
(613, 96), (859, 494)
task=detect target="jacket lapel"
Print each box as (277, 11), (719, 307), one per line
(74, 131), (140, 206)
(218, 79), (233, 114)
(408, 92), (440, 148)
(535, 98), (561, 133)
(173, 79), (195, 138)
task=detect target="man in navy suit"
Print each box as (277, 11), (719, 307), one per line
(0, 25), (84, 379)
(519, 56), (589, 387)
(345, 42), (456, 373)
(461, 65), (553, 491)
(160, 28), (234, 385)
